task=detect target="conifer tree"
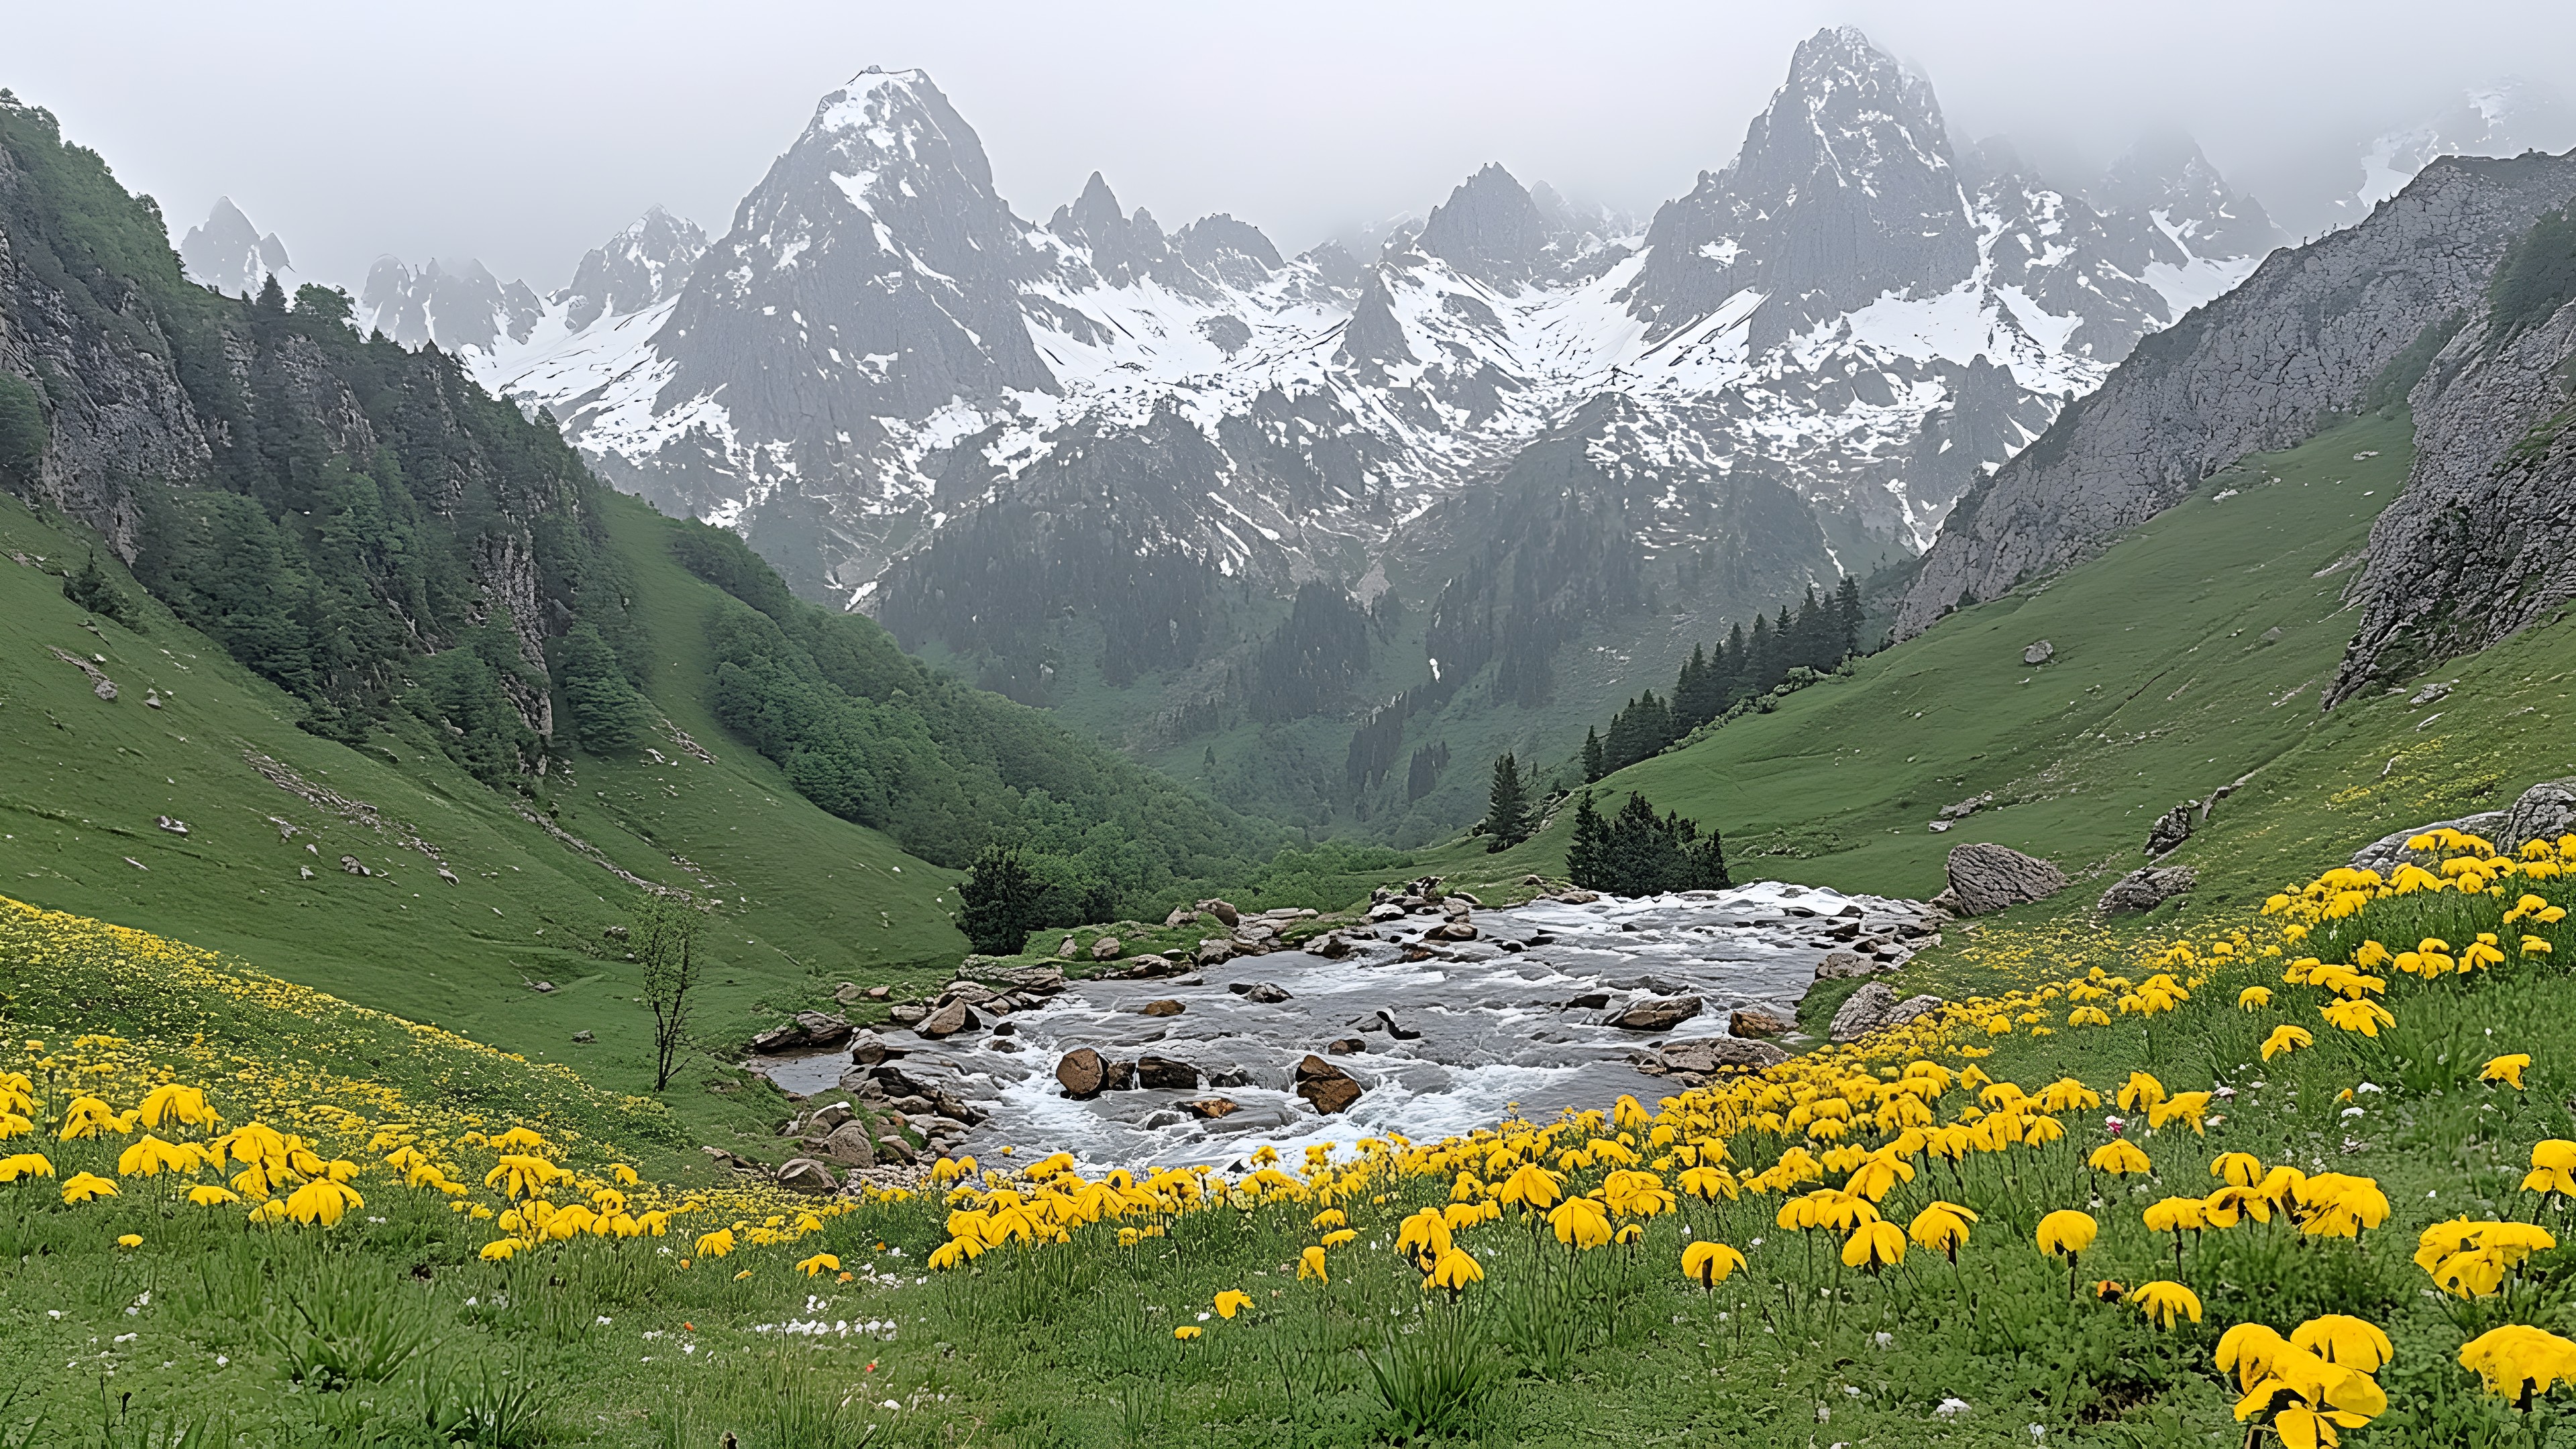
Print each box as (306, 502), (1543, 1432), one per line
(1481, 752), (1530, 851)
(1581, 727), (1605, 783)
(1834, 575), (1864, 658)
(1566, 791), (1606, 888)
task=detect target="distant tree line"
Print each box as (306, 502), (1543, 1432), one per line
(1585, 578), (1867, 780)
(1565, 790), (1729, 897)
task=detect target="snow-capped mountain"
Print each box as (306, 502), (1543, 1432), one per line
(343, 208), (706, 389)
(357, 256), (543, 356)
(474, 32), (2278, 614)
(178, 197), (297, 297)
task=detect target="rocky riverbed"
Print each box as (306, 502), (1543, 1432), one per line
(755, 879), (1941, 1171)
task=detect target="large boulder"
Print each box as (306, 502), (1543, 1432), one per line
(2100, 866), (2196, 915)
(1181, 1098), (1240, 1120)
(1135, 1055), (1200, 1090)
(2349, 810), (2510, 874)
(916, 999), (979, 1038)
(2146, 804), (2194, 857)
(1056, 1049), (1108, 1098)
(2506, 777), (2576, 851)
(1090, 935), (1124, 961)
(1607, 996), (1703, 1032)
(1230, 981), (1293, 1004)
(749, 1011), (853, 1054)
(775, 1158), (839, 1194)
(1813, 951), (1876, 981)
(1137, 999), (1185, 1017)
(1728, 1009), (1787, 1038)
(1884, 994), (1946, 1029)
(1293, 1055), (1364, 1114)
(1829, 981), (1899, 1042)
(1942, 842), (2068, 916)
(820, 1122), (878, 1169)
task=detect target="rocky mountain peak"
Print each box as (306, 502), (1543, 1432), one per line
(1049, 171), (1174, 287)
(1172, 213), (1282, 288)
(1417, 162), (1552, 286)
(561, 205), (706, 331)
(356, 255), (541, 356)
(2096, 131), (2286, 261)
(178, 197), (294, 299)
(1623, 25), (1977, 343)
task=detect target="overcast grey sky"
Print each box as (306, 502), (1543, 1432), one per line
(13, 0), (2575, 290)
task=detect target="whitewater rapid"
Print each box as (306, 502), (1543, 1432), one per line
(757, 880), (1938, 1170)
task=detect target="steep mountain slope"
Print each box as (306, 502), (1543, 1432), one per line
(1894, 150), (2576, 641)
(2328, 203), (2576, 700)
(428, 32), (2277, 840)
(0, 93), (1274, 952)
(0, 485), (962, 1152)
(1491, 415), (2576, 914)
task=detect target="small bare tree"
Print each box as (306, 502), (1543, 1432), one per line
(633, 894), (708, 1092)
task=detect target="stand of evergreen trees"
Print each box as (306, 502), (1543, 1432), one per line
(1587, 578), (1867, 779)
(1564, 790), (1730, 897)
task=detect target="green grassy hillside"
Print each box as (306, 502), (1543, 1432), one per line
(0, 486), (968, 1157)
(1471, 413), (2576, 922)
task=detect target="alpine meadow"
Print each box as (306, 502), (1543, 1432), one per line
(11, 7), (2576, 1447)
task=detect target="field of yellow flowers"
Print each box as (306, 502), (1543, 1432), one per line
(5, 828), (2576, 1446)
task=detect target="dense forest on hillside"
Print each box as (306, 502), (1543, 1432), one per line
(0, 93), (1271, 917)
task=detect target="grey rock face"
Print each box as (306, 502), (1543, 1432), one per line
(1813, 951), (1877, 981)
(2147, 804), (2194, 856)
(1623, 26), (1977, 345)
(659, 68), (1055, 441)
(357, 256), (543, 356)
(1897, 152), (2576, 640)
(1943, 842), (2070, 916)
(560, 206), (708, 331)
(1829, 981), (1899, 1042)
(2099, 867), (2196, 915)
(2506, 777), (2576, 851)
(1416, 162), (1554, 286)
(178, 196), (294, 298)
(2326, 278), (2576, 703)
(1607, 995), (1703, 1031)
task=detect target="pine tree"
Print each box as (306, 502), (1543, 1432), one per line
(1834, 575), (1864, 659)
(1581, 727), (1605, 783)
(1481, 752), (1529, 851)
(1566, 791), (1606, 889)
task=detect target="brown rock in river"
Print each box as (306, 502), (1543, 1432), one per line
(1293, 1054), (1364, 1115)
(1055, 1048), (1107, 1099)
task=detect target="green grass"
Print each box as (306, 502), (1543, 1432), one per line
(1474, 413), (2576, 923)
(7, 821), (2573, 1445)
(0, 488), (971, 1171)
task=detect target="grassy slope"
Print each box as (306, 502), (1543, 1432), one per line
(1472, 415), (2575, 926)
(0, 488), (969, 1166)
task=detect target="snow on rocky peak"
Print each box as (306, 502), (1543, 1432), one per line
(357, 256), (543, 357)
(453, 31), (2282, 629)
(179, 197), (296, 299)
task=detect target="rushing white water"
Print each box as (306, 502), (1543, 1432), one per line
(756, 879), (1936, 1170)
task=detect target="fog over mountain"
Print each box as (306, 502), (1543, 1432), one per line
(15, 0), (2576, 288)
